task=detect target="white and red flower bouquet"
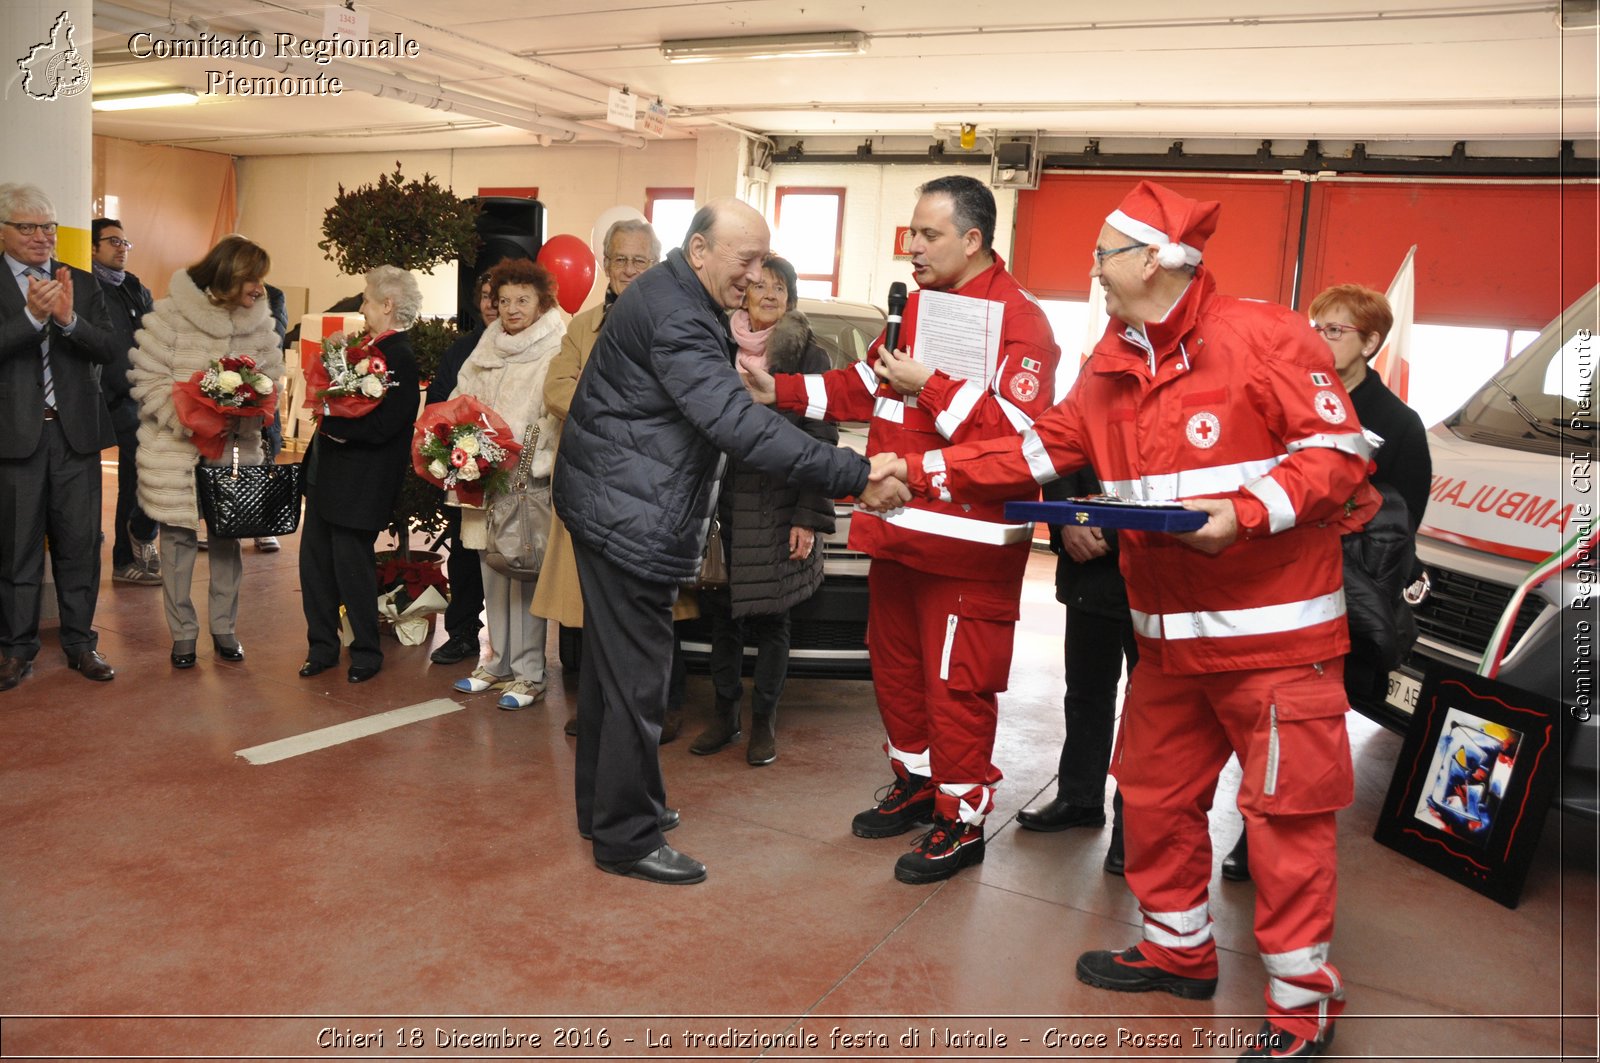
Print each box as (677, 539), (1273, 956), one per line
(303, 329), (394, 418)
(172, 354), (277, 460)
(410, 395), (523, 507)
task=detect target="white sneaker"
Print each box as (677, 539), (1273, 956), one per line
(254, 536), (280, 552)
(454, 666), (508, 693)
(497, 680), (546, 710)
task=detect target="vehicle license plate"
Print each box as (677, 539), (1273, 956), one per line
(1386, 669), (1422, 715)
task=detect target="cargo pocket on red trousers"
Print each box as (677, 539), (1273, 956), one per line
(1244, 679), (1354, 816)
(942, 592), (1021, 695)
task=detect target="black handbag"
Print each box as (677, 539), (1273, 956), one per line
(195, 445), (304, 539)
(483, 425), (552, 582)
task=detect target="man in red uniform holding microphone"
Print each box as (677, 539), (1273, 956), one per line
(874, 181), (1375, 1058)
(742, 175), (1060, 884)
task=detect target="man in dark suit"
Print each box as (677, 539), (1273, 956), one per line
(0, 183), (120, 690)
(91, 217), (161, 586)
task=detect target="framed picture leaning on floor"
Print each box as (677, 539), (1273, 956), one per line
(1373, 662), (1566, 908)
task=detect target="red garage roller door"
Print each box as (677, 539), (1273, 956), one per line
(1014, 173), (1302, 304)
(1298, 179), (1598, 328)
(1014, 171), (1598, 328)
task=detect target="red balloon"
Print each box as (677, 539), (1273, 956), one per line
(536, 234), (597, 315)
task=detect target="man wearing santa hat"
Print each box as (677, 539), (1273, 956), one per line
(872, 180), (1377, 1058)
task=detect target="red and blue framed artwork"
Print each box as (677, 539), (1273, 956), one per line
(1373, 662), (1565, 908)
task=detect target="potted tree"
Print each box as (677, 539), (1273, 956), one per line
(318, 162), (478, 569)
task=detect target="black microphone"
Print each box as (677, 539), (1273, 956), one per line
(884, 282), (908, 353)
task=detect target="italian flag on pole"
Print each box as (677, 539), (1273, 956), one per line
(1370, 245), (1417, 404)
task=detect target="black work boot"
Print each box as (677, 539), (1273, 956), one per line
(689, 696), (741, 755)
(893, 816), (985, 884)
(851, 770), (936, 838)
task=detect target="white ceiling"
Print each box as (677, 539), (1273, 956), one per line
(87, 0), (1599, 157)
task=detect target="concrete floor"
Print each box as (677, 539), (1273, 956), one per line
(1, 466), (1596, 1061)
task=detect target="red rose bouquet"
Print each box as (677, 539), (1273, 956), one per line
(411, 395), (523, 507)
(303, 329), (394, 418)
(172, 354), (278, 460)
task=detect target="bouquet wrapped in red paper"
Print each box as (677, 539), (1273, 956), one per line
(411, 395), (523, 507)
(303, 329), (395, 419)
(172, 354), (278, 460)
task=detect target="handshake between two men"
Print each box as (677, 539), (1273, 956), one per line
(738, 347), (918, 515)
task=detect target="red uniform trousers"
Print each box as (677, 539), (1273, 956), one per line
(866, 558), (1021, 825)
(1113, 660), (1352, 1042)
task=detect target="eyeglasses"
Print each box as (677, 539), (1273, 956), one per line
(1312, 322), (1363, 340)
(1093, 242), (1146, 267)
(98, 236), (134, 249)
(607, 255), (655, 271)
(2, 221), (58, 236)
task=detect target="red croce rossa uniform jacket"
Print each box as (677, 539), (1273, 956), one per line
(773, 254), (1060, 584)
(907, 269), (1379, 675)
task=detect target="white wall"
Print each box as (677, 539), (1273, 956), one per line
(236, 140), (700, 318)
(768, 162), (1017, 307)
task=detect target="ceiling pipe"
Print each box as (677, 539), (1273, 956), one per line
(95, 3), (646, 147)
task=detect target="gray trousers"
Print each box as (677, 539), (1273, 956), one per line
(480, 559), (547, 683)
(160, 523), (242, 641)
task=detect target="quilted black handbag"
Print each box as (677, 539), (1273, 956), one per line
(195, 445), (304, 539)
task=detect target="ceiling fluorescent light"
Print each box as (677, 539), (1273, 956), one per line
(661, 31), (867, 64)
(92, 89), (200, 111)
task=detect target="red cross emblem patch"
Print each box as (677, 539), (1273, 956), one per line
(1314, 389), (1348, 424)
(1009, 371), (1040, 403)
(1186, 411), (1221, 449)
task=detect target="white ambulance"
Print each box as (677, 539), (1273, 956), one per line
(1367, 286), (1598, 818)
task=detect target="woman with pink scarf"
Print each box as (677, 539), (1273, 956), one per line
(689, 256), (838, 766)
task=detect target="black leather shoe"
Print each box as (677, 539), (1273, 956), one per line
(299, 660), (336, 678)
(1221, 832), (1251, 882)
(581, 809), (679, 841)
(171, 649), (197, 669)
(347, 664), (381, 683)
(68, 649), (116, 682)
(1017, 797), (1107, 832)
(0, 657), (33, 691)
(429, 634), (477, 665)
(595, 843), (706, 884)
(212, 636), (244, 662)
(1103, 835), (1126, 877)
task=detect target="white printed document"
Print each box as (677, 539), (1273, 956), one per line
(910, 289), (1005, 384)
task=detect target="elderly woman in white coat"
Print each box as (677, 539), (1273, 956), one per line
(449, 257), (564, 709)
(128, 235), (282, 668)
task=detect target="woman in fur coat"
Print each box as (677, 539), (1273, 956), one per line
(128, 236), (282, 669)
(689, 256), (838, 766)
(448, 258), (564, 710)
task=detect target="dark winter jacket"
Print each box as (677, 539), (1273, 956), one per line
(1342, 481), (1419, 698)
(1349, 372), (1430, 534)
(97, 270), (154, 432)
(554, 249), (869, 585)
(304, 330), (421, 532)
(720, 311), (839, 617)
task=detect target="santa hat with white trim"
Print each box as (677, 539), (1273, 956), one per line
(1105, 181), (1221, 270)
